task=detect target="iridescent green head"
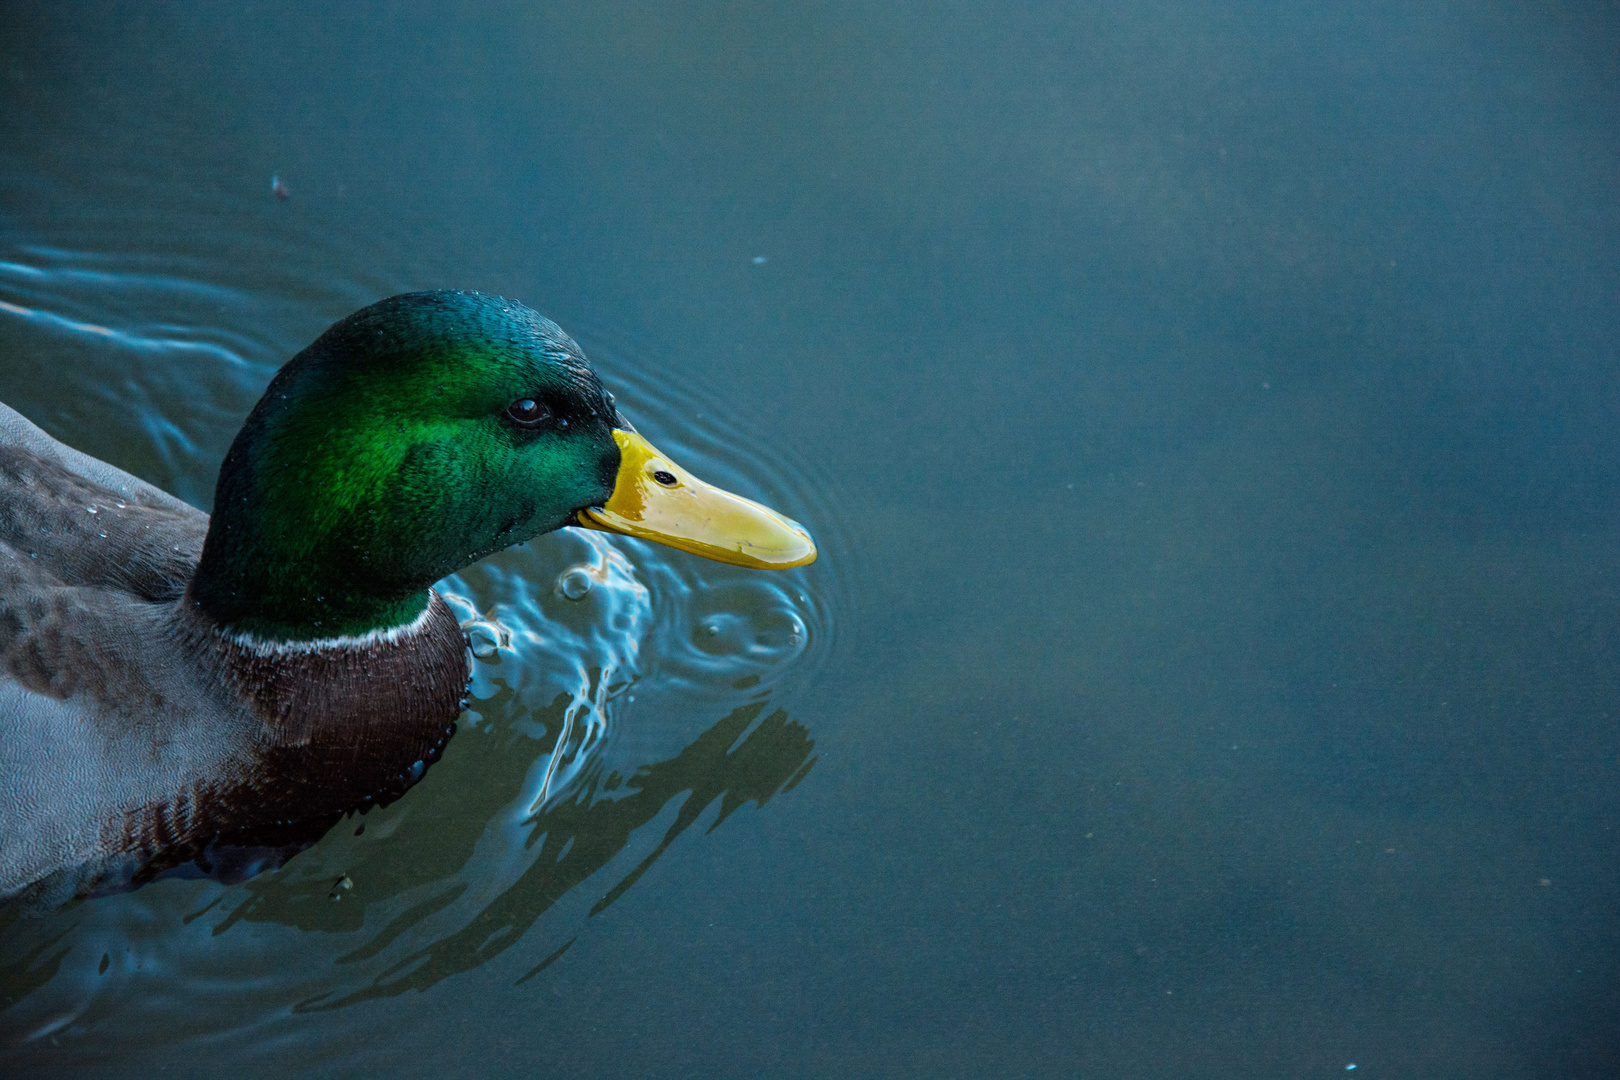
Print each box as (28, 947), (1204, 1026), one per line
(192, 291), (623, 641)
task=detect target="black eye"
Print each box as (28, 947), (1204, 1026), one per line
(652, 470), (678, 487)
(506, 398), (549, 427)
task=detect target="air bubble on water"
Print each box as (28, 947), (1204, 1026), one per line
(469, 628), (500, 658)
(557, 567), (593, 601)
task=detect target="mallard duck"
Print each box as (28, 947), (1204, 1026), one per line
(0, 290), (814, 902)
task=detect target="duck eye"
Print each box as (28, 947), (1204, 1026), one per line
(506, 398), (549, 426)
(652, 470), (678, 487)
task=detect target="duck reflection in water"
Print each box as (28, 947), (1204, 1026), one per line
(0, 291), (816, 906)
(226, 696), (815, 1009)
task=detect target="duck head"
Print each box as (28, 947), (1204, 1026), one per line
(191, 291), (813, 643)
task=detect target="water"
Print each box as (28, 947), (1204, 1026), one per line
(2, 2), (1618, 1076)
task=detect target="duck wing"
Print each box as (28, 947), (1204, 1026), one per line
(0, 401), (205, 599)
(0, 402), (240, 899)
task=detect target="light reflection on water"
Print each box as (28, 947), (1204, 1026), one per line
(0, 247), (844, 1055)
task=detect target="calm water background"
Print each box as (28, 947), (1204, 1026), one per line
(2, 2), (1619, 1076)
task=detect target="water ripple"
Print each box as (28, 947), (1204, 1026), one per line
(0, 251), (845, 1055)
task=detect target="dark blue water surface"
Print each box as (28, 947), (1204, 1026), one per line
(2, 3), (1618, 1076)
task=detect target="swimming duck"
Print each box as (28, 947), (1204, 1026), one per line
(0, 290), (814, 902)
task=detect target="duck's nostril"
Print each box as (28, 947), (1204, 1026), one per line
(652, 470), (678, 487)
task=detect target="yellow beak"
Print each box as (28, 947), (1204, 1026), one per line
(575, 429), (817, 570)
